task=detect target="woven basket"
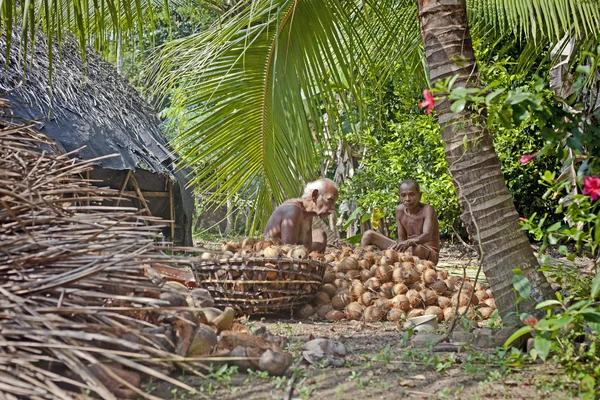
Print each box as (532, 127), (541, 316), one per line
(192, 256), (327, 314)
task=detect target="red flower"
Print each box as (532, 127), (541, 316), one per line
(418, 89), (435, 114)
(519, 217), (527, 222)
(519, 154), (537, 164)
(523, 316), (538, 326)
(583, 176), (600, 201)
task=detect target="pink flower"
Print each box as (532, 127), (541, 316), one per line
(519, 154), (537, 164)
(418, 89), (435, 114)
(523, 316), (538, 327)
(519, 217), (526, 222)
(583, 176), (600, 201)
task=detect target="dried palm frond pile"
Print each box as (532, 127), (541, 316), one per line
(0, 115), (204, 399)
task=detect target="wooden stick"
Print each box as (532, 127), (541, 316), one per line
(115, 169), (132, 207)
(169, 179), (175, 243)
(129, 173), (152, 216)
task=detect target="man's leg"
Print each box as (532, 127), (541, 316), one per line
(411, 245), (439, 265)
(311, 229), (327, 253)
(361, 229), (396, 250)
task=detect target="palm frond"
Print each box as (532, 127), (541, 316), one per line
(148, 0), (421, 233)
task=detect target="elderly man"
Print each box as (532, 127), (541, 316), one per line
(361, 179), (440, 264)
(263, 178), (338, 253)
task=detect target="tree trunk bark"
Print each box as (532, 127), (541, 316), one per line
(416, 0), (555, 324)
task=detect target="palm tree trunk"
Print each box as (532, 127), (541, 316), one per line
(416, 0), (554, 324)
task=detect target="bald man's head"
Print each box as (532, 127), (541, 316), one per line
(302, 178), (338, 218)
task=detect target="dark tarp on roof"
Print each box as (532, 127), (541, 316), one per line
(0, 32), (194, 242)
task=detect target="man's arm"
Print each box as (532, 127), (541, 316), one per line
(390, 206), (408, 251)
(279, 205), (303, 245)
(399, 205), (437, 248)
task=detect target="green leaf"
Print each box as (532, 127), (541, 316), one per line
(535, 300), (562, 310)
(534, 336), (552, 361)
(450, 98), (466, 113)
(513, 274), (531, 300)
(485, 88), (505, 104)
(503, 325), (533, 347)
(591, 270), (600, 299)
(535, 316), (575, 332)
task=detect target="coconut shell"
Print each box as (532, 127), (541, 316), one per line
(406, 289), (422, 309)
(483, 298), (496, 310)
(452, 293), (470, 307)
(444, 278), (456, 292)
(187, 325), (218, 357)
(391, 295), (410, 311)
(360, 269), (372, 282)
(316, 304), (334, 319)
(322, 283), (337, 298)
(474, 290), (489, 303)
(424, 306), (444, 322)
(392, 283), (409, 296)
(374, 298), (392, 312)
(423, 269), (437, 286)
(415, 263), (427, 273)
(346, 270), (361, 280)
(443, 307), (456, 322)
(331, 292), (351, 310)
(383, 250), (399, 263)
(339, 257), (359, 272)
(297, 304), (314, 319)
(437, 269), (449, 280)
(486, 288), (493, 298)
(364, 277), (381, 292)
(312, 292), (331, 306)
(263, 246), (282, 258)
(392, 268), (404, 284)
(380, 282), (395, 299)
(407, 308), (424, 318)
(401, 267), (421, 285)
(437, 296), (451, 309)
(420, 289), (438, 306)
(334, 278), (350, 290)
(345, 302), (365, 320)
(325, 309), (346, 322)
(363, 252), (376, 265)
(241, 238), (257, 249)
(359, 259), (371, 270)
(360, 292), (377, 307)
(457, 306), (476, 320)
(409, 282), (423, 292)
(386, 308), (404, 322)
(478, 306), (494, 320)
(364, 306), (385, 323)
(324, 254), (337, 263)
(350, 281), (366, 301)
(287, 246), (308, 259)
(376, 265), (393, 283)
(323, 272), (336, 284)
(460, 281), (474, 294)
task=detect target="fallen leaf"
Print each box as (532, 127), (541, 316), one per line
(410, 374), (426, 380)
(398, 379), (415, 387)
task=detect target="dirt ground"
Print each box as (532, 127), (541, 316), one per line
(147, 317), (578, 400)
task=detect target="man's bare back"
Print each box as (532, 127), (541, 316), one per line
(263, 179), (338, 253)
(361, 180), (440, 264)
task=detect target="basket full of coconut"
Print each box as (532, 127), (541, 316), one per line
(192, 253), (327, 315)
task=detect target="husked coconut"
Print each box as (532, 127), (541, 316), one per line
(313, 292), (331, 306)
(360, 292), (377, 307)
(407, 308), (424, 318)
(443, 307), (455, 322)
(457, 306), (475, 319)
(345, 302), (365, 320)
(350, 281), (366, 301)
(346, 270), (361, 280)
(334, 278), (350, 290)
(475, 282), (484, 291)
(392, 283), (409, 296)
(376, 265), (393, 283)
(350, 253), (361, 261)
(338, 257), (359, 272)
(421, 260), (436, 270)
(364, 306), (385, 323)
(380, 282), (395, 299)
(222, 241), (240, 252)
(486, 288), (493, 298)
(437, 296), (451, 309)
(477, 306), (494, 320)
(374, 298), (392, 312)
(459, 281), (474, 293)
(297, 304), (314, 319)
(241, 238), (257, 249)
(392, 268), (405, 284)
(483, 298), (496, 310)
(325, 310), (346, 322)
(331, 292), (351, 310)
(309, 251), (325, 260)
(406, 289), (422, 309)
(359, 259), (371, 270)
(316, 304), (334, 319)
(323, 272), (336, 284)
(363, 252), (376, 265)
(424, 306), (444, 322)
(415, 263), (427, 273)
(324, 254), (337, 263)
(386, 308), (404, 322)
(409, 282), (423, 292)
(379, 256), (391, 267)
(263, 246), (282, 258)
(322, 283), (337, 298)
(335, 272), (345, 279)
(420, 289), (438, 306)
(422, 269), (437, 286)
(364, 277), (381, 292)
(444, 278), (456, 292)
(360, 269), (372, 282)
(451, 293), (470, 307)
(474, 290), (489, 303)
(287, 246), (308, 259)
(391, 295), (410, 311)
(437, 269), (449, 280)
(401, 268), (421, 285)
(430, 279), (448, 295)
(383, 249), (399, 263)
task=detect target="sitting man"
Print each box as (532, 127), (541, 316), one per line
(361, 179), (440, 264)
(263, 178), (338, 253)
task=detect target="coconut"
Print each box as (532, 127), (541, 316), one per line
(370, 265), (378, 276)
(474, 289), (489, 303)
(392, 283), (409, 296)
(443, 307), (456, 322)
(324, 254), (337, 263)
(457, 306), (476, 320)
(316, 304), (334, 319)
(287, 246), (308, 259)
(444, 278), (456, 292)
(346, 270), (361, 280)
(386, 308), (404, 322)
(309, 251), (325, 260)
(322, 283), (337, 298)
(200, 252), (215, 261)
(437, 296), (451, 309)
(478, 306), (494, 320)
(331, 292), (351, 310)
(350, 281), (366, 301)
(339, 257), (359, 272)
(363, 252), (376, 265)
(415, 263), (427, 274)
(423, 269), (437, 286)
(359, 259), (371, 270)
(297, 304), (314, 319)
(401, 268), (421, 285)
(392, 268), (405, 284)
(383, 249), (399, 263)
(364, 306), (385, 323)
(374, 298), (392, 312)
(364, 277), (381, 292)
(263, 246), (282, 258)
(483, 298), (496, 310)
(376, 265), (393, 283)
(391, 295), (410, 311)
(345, 302), (365, 320)
(335, 272), (345, 280)
(407, 308), (424, 318)
(325, 310), (346, 322)
(486, 288), (493, 298)
(360, 292), (377, 307)
(406, 289), (422, 309)
(350, 253), (361, 261)
(241, 238), (257, 249)
(451, 293), (470, 307)
(437, 269), (449, 280)
(424, 306), (444, 322)
(323, 271), (336, 284)
(360, 269), (372, 282)
(420, 289), (438, 306)
(460, 281), (474, 294)
(187, 325), (218, 357)
(312, 292), (331, 306)
(222, 241), (240, 252)
(380, 282), (395, 299)
(475, 282), (484, 291)
(430, 279), (448, 295)
(334, 278), (350, 290)
(409, 282), (423, 292)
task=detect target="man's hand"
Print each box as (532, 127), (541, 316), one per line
(389, 238), (418, 252)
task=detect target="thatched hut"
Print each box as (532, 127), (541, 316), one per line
(0, 33), (193, 245)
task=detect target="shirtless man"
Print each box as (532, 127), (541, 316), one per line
(361, 179), (440, 264)
(263, 178), (338, 253)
